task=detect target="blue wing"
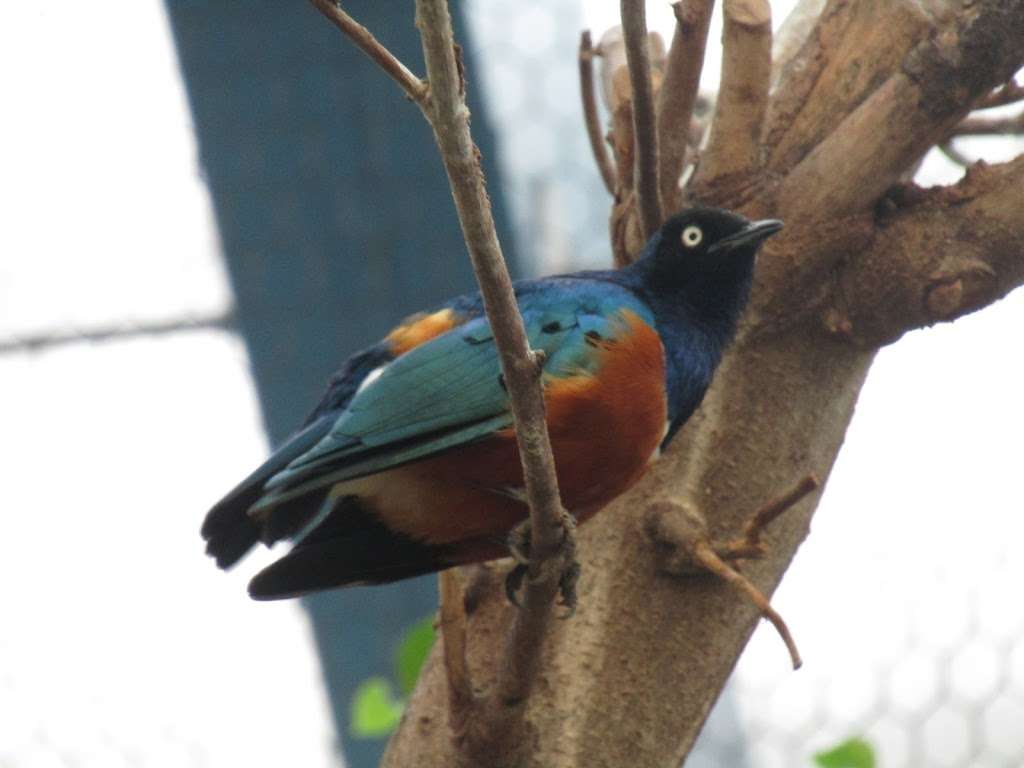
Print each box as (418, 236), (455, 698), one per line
(254, 282), (654, 509)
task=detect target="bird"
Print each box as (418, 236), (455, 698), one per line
(201, 207), (782, 601)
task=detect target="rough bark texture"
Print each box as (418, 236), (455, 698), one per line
(380, 1), (1024, 766)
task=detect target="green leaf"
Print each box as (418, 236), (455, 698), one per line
(350, 677), (404, 738)
(396, 616), (436, 696)
(813, 738), (877, 768)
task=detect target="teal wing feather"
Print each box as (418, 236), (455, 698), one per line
(254, 288), (654, 511)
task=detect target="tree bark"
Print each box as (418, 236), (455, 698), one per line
(380, 1), (1024, 766)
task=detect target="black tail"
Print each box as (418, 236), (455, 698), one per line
(247, 497), (449, 600)
(201, 416), (335, 568)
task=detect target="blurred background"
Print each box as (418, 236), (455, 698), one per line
(1, 2), (1022, 767)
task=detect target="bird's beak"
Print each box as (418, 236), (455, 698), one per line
(708, 219), (784, 255)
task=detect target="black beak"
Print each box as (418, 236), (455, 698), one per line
(708, 219), (784, 255)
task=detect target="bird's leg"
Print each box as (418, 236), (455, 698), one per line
(504, 513), (580, 616)
(644, 474), (819, 670)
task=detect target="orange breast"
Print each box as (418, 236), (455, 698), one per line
(350, 310), (667, 547)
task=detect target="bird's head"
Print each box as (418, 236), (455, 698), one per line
(635, 207), (782, 323)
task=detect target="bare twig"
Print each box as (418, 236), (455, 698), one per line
(309, 0), (428, 109)
(414, 0), (572, 759)
(656, 1), (714, 212)
(938, 141), (973, 167)
(691, 0), (772, 202)
(691, 541), (803, 670)
(579, 31), (616, 194)
(977, 77), (1024, 109)
(313, 0), (571, 759)
(0, 310), (237, 355)
(621, 0), (664, 236)
(952, 110), (1024, 136)
(739, 474), (820, 551)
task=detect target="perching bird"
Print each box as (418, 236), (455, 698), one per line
(201, 207), (781, 600)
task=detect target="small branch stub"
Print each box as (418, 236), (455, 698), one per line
(645, 474), (820, 670)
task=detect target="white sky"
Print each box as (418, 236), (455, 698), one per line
(1, 2), (1022, 767)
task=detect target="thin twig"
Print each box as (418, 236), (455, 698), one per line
(692, 0), (772, 200)
(939, 141), (974, 167)
(0, 310), (237, 355)
(620, 0), (664, 236)
(739, 474), (819, 551)
(579, 31), (616, 194)
(414, 0), (572, 759)
(656, 0), (714, 213)
(692, 541), (803, 669)
(311, 0), (571, 757)
(952, 110), (1024, 136)
(977, 78), (1024, 110)
(309, 0), (429, 109)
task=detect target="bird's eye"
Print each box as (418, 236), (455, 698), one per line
(680, 225), (703, 248)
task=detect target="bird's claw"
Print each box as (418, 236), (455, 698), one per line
(504, 514), (579, 617)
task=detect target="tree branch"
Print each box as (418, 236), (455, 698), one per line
(765, 0), (941, 176)
(309, 0), (429, 109)
(952, 109), (1024, 136)
(620, 0), (664, 236)
(690, 0), (772, 205)
(656, 0), (714, 213)
(311, 1), (572, 761)
(977, 76), (1024, 109)
(827, 155), (1024, 347)
(579, 31), (616, 194)
(776, 1), (1024, 253)
(770, 0), (827, 89)
(413, 0), (572, 761)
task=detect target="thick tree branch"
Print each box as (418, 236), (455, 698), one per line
(656, 1), (714, 213)
(766, 0), (945, 175)
(309, 0), (428, 109)
(690, 0), (772, 205)
(827, 156), (1024, 347)
(770, 0), (826, 88)
(579, 31), (616, 194)
(439, 570), (474, 722)
(775, 0), (1024, 275)
(620, 0), (663, 236)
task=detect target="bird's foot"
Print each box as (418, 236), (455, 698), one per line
(504, 513), (579, 617)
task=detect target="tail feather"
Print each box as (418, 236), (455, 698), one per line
(201, 416), (334, 568)
(247, 498), (449, 600)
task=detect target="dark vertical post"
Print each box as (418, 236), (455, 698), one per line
(164, 2), (516, 765)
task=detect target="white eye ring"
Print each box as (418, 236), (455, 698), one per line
(681, 225), (703, 248)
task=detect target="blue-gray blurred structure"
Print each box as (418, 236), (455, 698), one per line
(164, 2), (517, 766)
